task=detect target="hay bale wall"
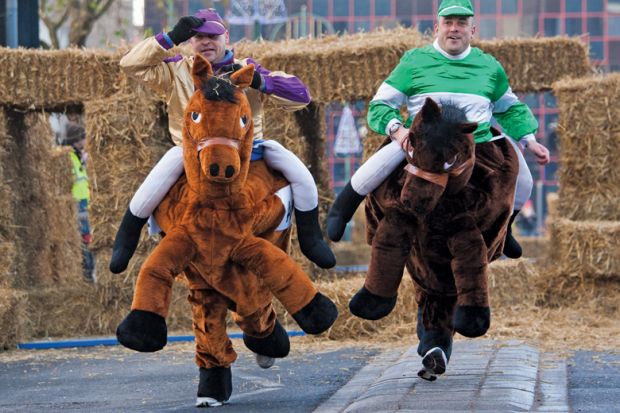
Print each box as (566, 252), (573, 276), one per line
(553, 74), (620, 221)
(0, 288), (28, 349)
(0, 111), (82, 288)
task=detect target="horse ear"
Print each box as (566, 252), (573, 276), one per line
(230, 64), (255, 88)
(460, 122), (478, 134)
(192, 54), (214, 90)
(420, 97), (441, 122)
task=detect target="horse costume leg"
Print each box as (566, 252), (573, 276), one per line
(350, 216), (411, 320)
(446, 219), (491, 338)
(236, 303), (290, 368)
(233, 236), (338, 334)
(189, 289), (235, 407)
(116, 230), (196, 352)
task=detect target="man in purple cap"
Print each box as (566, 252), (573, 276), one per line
(116, 8), (335, 407)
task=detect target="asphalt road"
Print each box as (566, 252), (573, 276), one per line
(568, 350), (620, 413)
(0, 339), (378, 413)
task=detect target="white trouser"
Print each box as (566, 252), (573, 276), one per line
(129, 141), (318, 219)
(350, 137), (533, 211)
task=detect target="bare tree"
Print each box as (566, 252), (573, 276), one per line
(39, 0), (116, 48)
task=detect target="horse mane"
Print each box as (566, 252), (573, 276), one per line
(418, 101), (468, 154)
(200, 75), (238, 103)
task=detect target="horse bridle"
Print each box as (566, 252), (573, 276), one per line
(402, 140), (474, 188)
(196, 137), (240, 152)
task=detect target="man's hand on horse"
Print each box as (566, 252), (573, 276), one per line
(221, 63), (263, 90)
(526, 141), (551, 165)
(167, 16), (205, 45)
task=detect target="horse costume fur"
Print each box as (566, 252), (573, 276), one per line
(115, 55), (337, 406)
(349, 98), (518, 380)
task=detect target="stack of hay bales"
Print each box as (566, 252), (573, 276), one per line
(551, 74), (620, 281)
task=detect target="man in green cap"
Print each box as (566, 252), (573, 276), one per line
(326, 0), (550, 379)
(328, 0), (549, 256)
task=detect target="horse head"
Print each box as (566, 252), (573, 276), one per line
(400, 98), (477, 216)
(183, 53), (255, 197)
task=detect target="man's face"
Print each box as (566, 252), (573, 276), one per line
(435, 16), (476, 55)
(189, 32), (229, 63)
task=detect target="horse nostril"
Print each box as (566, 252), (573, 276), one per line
(225, 166), (235, 178)
(209, 164), (219, 176)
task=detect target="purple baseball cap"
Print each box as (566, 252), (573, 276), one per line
(193, 9), (227, 35)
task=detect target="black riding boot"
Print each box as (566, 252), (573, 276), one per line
(109, 208), (148, 273)
(295, 207), (336, 269)
(326, 182), (365, 242)
(503, 210), (522, 259)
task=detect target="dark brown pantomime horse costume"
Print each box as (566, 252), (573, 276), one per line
(349, 98), (518, 380)
(115, 55), (337, 407)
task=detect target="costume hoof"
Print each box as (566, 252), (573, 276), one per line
(292, 292), (338, 334)
(417, 347), (447, 381)
(299, 238), (337, 269)
(116, 309), (167, 352)
(243, 319), (290, 358)
(503, 233), (522, 259)
(196, 366), (232, 407)
(454, 305), (490, 338)
(349, 286), (397, 320)
(326, 214), (347, 242)
(109, 247), (132, 274)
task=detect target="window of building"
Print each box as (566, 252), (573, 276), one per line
(414, 0), (434, 15)
(374, 0), (392, 16)
(610, 17), (620, 36)
(565, 0), (581, 13)
(355, 0), (371, 16)
(587, 0), (604, 12)
(609, 41), (620, 71)
(332, 21), (349, 33)
(479, 18), (497, 39)
(609, 0), (620, 13)
(502, 0), (518, 14)
(590, 40), (605, 60)
(334, 1), (349, 16)
(354, 20), (371, 31)
(479, 0), (497, 15)
(395, 0), (413, 15)
(587, 17), (604, 36)
(565, 17), (582, 36)
(543, 0), (561, 13)
(312, 0), (328, 16)
(543, 18), (560, 36)
(417, 19), (434, 34)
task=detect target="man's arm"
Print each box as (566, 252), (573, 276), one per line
(240, 58), (311, 111)
(119, 36), (177, 96)
(367, 51), (414, 136)
(492, 63), (550, 165)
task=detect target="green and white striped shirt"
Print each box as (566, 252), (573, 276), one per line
(368, 40), (538, 144)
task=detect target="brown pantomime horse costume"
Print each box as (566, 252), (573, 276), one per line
(349, 98), (518, 380)
(115, 55), (337, 406)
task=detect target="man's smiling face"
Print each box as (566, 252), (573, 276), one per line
(435, 16), (476, 56)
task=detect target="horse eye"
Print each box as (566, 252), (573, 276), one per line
(443, 155), (457, 171)
(191, 112), (202, 123)
(240, 115), (248, 128)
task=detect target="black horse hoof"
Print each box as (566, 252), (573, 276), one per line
(292, 292), (338, 334)
(196, 366), (232, 407)
(243, 319), (290, 359)
(116, 309), (167, 352)
(349, 286), (397, 320)
(454, 305), (490, 338)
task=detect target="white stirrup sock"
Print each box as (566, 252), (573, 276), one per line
(129, 146), (184, 219)
(351, 140), (406, 196)
(507, 137), (533, 211)
(261, 139), (318, 212)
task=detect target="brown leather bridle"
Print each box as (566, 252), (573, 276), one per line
(402, 139), (475, 188)
(196, 137), (240, 153)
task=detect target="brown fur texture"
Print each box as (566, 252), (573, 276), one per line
(127, 55), (322, 368)
(362, 98), (519, 353)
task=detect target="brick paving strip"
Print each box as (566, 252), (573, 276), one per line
(314, 340), (569, 413)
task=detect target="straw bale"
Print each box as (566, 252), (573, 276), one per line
(0, 109), (13, 238)
(0, 47), (124, 109)
(0, 288), (28, 350)
(0, 241), (16, 288)
(24, 249), (193, 339)
(515, 236), (550, 261)
(548, 218), (620, 279)
(84, 91), (173, 251)
(474, 37), (590, 93)
(235, 31), (589, 102)
(553, 74), (620, 221)
(0, 112), (83, 287)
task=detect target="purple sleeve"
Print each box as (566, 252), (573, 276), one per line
(155, 32), (174, 50)
(246, 58), (311, 104)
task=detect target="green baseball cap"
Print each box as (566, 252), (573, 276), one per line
(438, 0), (475, 17)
